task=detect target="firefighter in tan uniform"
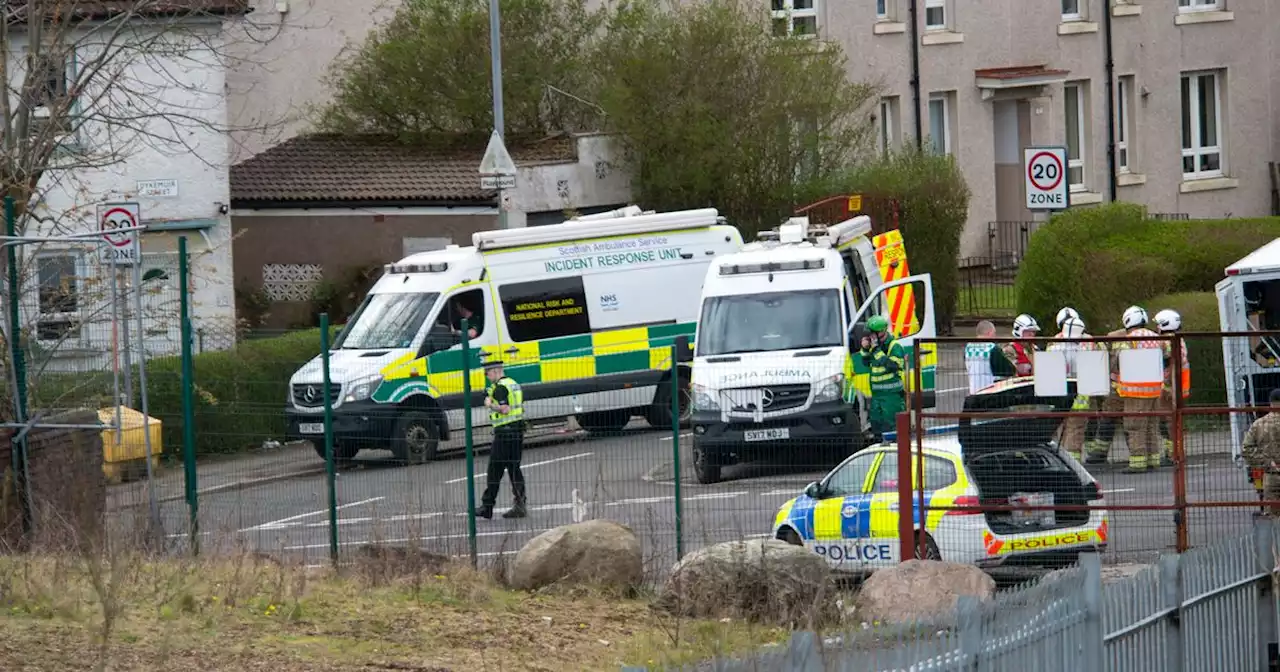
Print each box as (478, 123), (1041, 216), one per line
(1241, 388), (1280, 516)
(1084, 323), (1130, 464)
(1153, 309), (1189, 467)
(1114, 306), (1164, 473)
(1047, 313), (1095, 461)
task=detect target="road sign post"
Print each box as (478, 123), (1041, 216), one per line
(98, 202), (141, 265)
(479, 129), (518, 229)
(1023, 147), (1070, 211)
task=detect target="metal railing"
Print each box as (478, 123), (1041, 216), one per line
(627, 519), (1280, 671)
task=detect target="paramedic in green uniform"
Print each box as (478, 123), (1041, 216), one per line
(859, 315), (906, 440)
(478, 360), (527, 519)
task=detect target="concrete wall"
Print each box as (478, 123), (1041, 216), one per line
(505, 134), (635, 227)
(820, 0), (1279, 256)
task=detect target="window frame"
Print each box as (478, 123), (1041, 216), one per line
(1180, 70), (1224, 180)
(1061, 0), (1082, 21)
(877, 98), (895, 155)
(498, 276), (592, 343)
(924, 0), (946, 30)
(1064, 81), (1088, 191)
(876, 0), (888, 21)
(770, 0), (819, 38)
(33, 251), (84, 345)
(1177, 0), (1221, 13)
(1116, 76), (1133, 173)
(927, 94), (951, 156)
(23, 45), (79, 149)
(822, 451), (879, 498)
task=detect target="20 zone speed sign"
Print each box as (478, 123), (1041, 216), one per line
(1024, 147), (1069, 211)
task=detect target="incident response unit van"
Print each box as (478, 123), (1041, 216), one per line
(1216, 238), (1280, 496)
(688, 215), (938, 484)
(286, 206), (744, 464)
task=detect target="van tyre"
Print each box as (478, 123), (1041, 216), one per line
(577, 409), (630, 435)
(391, 410), (440, 465)
(692, 442), (721, 484)
(312, 441), (359, 464)
(646, 373), (691, 428)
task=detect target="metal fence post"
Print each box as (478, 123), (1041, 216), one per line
(1253, 517), (1280, 668)
(1081, 552), (1105, 671)
(320, 315), (339, 566)
(956, 595), (983, 669)
(461, 318), (478, 568)
(670, 343), (683, 560)
(178, 236), (198, 554)
(785, 631), (824, 672)
(3, 195), (33, 539)
(896, 411), (914, 561)
(1159, 552), (1184, 672)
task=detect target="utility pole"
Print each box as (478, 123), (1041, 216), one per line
(488, 0), (510, 230)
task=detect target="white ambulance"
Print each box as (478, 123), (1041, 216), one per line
(688, 216), (938, 484)
(286, 207), (744, 464)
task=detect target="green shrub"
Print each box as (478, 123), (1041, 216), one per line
(812, 148), (972, 328)
(1145, 292), (1224, 406)
(1016, 204), (1280, 331)
(31, 329), (332, 456)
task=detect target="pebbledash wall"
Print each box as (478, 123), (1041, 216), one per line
(15, 22), (239, 368)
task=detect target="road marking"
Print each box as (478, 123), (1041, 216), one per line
(607, 496), (673, 506)
(240, 496), (385, 532)
(1101, 488), (1136, 494)
(762, 489), (798, 497)
(937, 386), (970, 394)
(660, 433), (693, 442)
(283, 526), (551, 551)
(443, 452), (594, 484)
(686, 491), (747, 501)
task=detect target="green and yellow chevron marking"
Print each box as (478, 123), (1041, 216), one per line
(371, 322), (696, 404)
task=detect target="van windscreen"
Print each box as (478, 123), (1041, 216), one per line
(696, 289), (842, 356)
(335, 292), (439, 350)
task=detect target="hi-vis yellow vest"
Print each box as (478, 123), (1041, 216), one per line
(488, 377), (525, 427)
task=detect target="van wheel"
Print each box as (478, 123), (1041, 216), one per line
(693, 443), (721, 484)
(391, 410), (440, 465)
(577, 410), (630, 435)
(312, 441), (359, 463)
(914, 532), (941, 560)
(647, 374), (691, 428)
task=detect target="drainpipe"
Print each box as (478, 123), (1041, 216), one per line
(1102, 0), (1118, 202)
(909, 0), (923, 150)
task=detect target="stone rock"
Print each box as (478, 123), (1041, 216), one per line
(509, 519), (643, 593)
(854, 560), (996, 624)
(658, 539), (834, 626)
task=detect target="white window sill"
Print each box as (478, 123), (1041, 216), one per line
(1058, 20), (1099, 35)
(874, 21), (906, 35)
(1112, 3), (1141, 17)
(1069, 191), (1104, 205)
(1179, 176), (1238, 193)
(1175, 10), (1233, 25)
(1117, 172), (1147, 187)
(922, 30), (964, 45)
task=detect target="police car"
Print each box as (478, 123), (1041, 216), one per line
(772, 378), (1110, 570)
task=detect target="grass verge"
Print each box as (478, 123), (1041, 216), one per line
(0, 549), (789, 671)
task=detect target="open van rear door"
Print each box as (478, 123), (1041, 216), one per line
(849, 273), (937, 408)
(1216, 278), (1251, 461)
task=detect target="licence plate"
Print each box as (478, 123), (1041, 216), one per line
(299, 423), (325, 435)
(744, 428), (789, 442)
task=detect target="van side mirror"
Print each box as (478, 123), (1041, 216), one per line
(803, 481), (823, 499)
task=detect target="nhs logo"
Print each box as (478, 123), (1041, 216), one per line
(599, 293), (620, 312)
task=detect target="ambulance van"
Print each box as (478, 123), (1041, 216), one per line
(688, 216), (938, 484)
(286, 207), (744, 464)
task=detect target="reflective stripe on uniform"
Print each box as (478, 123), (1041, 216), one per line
(488, 377), (524, 427)
(1117, 328), (1164, 399)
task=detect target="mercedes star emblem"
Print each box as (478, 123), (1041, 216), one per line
(760, 389), (775, 408)
(303, 385), (318, 403)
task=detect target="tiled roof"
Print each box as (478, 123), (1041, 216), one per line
(230, 133), (580, 206)
(8, 1), (250, 21)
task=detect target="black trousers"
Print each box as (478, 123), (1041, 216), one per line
(481, 428), (526, 508)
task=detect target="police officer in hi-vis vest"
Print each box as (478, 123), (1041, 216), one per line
(478, 360), (527, 519)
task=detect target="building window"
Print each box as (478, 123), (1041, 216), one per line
(35, 253), (81, 342)
(1064, 81), (1087, 189)
(877, 98), (898, 154)
(1062, 0), (1081, 20)
(927, 94), (951, 156)
(924, 0), (946, 29)
(1116, 76), (1134, 173)
(1181, 71), (1223, 179)
(24, 47), (77, 146)
(771, 0), (818, 37)
(876, 0), (888, 20)
(1178, 0), (1220, 11)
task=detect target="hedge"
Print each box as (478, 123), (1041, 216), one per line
(810, 148), (972, 329)
(31, 328), (333, 457)
(1015, 203), (1280, 331)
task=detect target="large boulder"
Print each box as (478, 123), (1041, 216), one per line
(509, 519), (643, 593)
(658, 539), (834, 626)
(853, 560), (996, 624)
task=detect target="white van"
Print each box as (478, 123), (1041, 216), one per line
(688, 216), (937, 484)
(286, 207), (744, 463)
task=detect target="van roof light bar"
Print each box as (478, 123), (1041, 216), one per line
(473, 208), (721, 251)
(719, 258), (825, 275)
(385, 262), (450, 274)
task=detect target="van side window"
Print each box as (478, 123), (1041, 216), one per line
(863, 279), (927, 339)
(422, 287), (486, 355)
(500, 276), (591, 342)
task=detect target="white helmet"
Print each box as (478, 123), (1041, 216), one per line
(1122, 305), (1149, 330)
(1061, 316), (1086, 339)
(1154, 309), (1182, 333)
(1055, 307), (1081, 330)
(1013, 314), (1040, 338)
